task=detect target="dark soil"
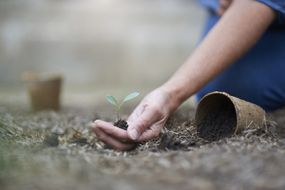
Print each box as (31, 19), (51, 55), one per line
(197, 100), (236, 141)
(158, 132), (196, 150)
(43, 133), (59, 147)
(114, 119), (128, 130)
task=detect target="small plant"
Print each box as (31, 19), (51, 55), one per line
(106, 92), (140, 121)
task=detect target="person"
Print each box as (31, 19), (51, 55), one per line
(92, 0), (285, 150)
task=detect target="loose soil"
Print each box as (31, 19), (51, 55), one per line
(197, 103), (236, 141)
(114, 119), (128, 130)
(1, 104), (285, 190)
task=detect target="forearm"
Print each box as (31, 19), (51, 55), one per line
(161, 0), (275, 108)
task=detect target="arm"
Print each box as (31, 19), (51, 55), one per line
(93, 0), (275, 150)
(162, 0), (275, 107)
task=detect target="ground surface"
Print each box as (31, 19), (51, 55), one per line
(1, 104), (285, 190)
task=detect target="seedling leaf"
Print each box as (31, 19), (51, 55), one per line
(123, 92), (140, 103)
(105, 92), (140, 120)
(106, 95), (119, 107)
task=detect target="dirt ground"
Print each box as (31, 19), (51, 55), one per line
(1, 104), (285, 190)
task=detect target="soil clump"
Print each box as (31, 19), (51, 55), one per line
(114, 119), (128, 130)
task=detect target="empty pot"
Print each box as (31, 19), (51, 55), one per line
(23, 73), (63, 111)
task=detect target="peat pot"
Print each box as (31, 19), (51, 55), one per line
(23, 73), (63, 111)
(195, 91), (266, 141)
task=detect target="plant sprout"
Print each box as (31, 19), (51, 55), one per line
(106, 92), (140, 120)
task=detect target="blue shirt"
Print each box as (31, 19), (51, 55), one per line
(199, 0), (285, 24)
(196, 0), (285, 111)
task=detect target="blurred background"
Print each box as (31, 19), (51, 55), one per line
(0, 0), (205, 107)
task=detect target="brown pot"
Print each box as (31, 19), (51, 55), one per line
(23, 73), (63, 111)
(195, 91), (266, 140)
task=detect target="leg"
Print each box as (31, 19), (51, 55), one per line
(197, 29), (285, 111)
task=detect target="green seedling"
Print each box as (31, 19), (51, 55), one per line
(106, 92), (140, 120)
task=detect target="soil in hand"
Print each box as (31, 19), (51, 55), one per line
(114, 119), (128, 130)
(197, 103), (236, 141)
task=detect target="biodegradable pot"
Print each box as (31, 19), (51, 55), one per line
(24, 73), (62, 111)
(195, 91), (266, 140)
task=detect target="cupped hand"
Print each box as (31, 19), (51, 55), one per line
(92, 120), (136, 151)
(92, 87), (179, 150)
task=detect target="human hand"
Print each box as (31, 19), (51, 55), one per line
(92, 87), (179, 150)
(127, 87), (178, 142)
(92, 120), (136, 151)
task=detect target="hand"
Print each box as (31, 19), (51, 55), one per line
(92, 87), (180, 150)
(127, 87), (178, 142)
(92, 120), (136, 151)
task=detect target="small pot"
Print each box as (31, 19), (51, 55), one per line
(195, 91), (266, 140)
(23, 73), (63, 111)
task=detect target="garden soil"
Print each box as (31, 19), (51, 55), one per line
(1, 104), (285, 190)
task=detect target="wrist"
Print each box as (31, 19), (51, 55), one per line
(158, 84), (184, 112)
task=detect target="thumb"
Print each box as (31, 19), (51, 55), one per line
(127, 107), (159, 141)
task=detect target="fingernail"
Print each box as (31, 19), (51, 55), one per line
(90, 120), (99, 128)
(129, 129), (139, 140)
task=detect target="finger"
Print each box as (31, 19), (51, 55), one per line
(93, 126), (135, 151)
(127, 103), (145, 124)
(92, 120), (132, 143)
(127, 106), (161, 141)
(137, 125), (162, 142)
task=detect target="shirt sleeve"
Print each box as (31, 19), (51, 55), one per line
(256, 0), (285, 24)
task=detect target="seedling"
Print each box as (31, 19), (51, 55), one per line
(106, 92), (140, 121)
